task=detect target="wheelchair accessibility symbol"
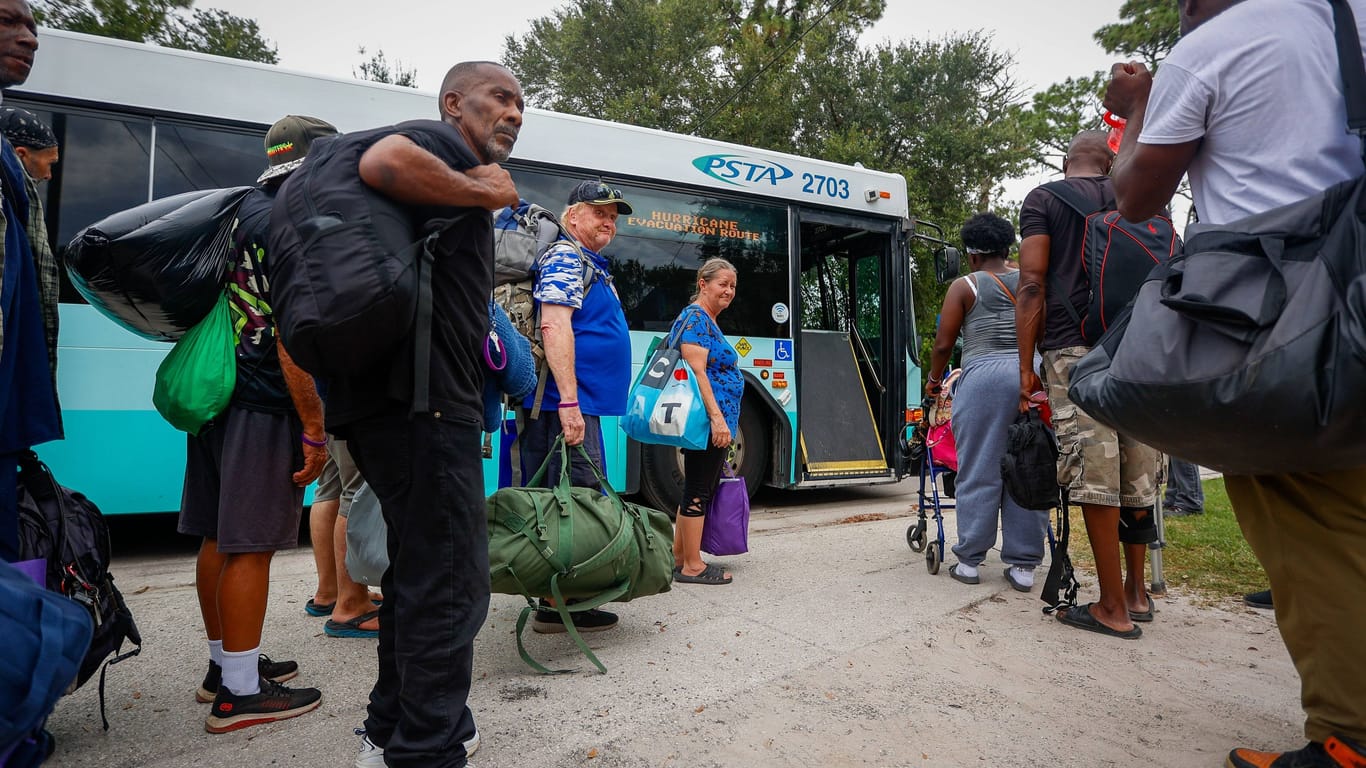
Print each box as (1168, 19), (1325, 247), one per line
(774, 339), (793, 362)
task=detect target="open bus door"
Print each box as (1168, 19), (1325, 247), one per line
(795, 210), (906, 486)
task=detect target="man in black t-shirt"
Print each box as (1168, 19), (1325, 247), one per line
(181, 115), (336, 733)
(329, 62), (523, 768)
(1015, 130), (1160, 642)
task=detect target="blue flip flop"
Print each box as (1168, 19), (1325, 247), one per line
(305, 598), (335, 617)
(325, 610), (380, 638)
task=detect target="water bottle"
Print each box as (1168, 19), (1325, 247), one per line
(1103, 111), (1127, 155)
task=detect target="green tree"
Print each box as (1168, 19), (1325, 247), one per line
(1094, 0), (1180, 70)
(354, 46), (418, 88)
(33, 0), (278, 63)
(161, 8), (277, 63)
(1019, 72), (1108, 173)
(1022, 0), (1181, 174)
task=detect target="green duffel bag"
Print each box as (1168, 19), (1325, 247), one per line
(152, 292), (236, 435)
(487, 437), (674, 673)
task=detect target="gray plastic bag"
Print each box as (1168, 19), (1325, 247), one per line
(344, 483), (388, 587)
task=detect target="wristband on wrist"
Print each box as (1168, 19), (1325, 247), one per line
(301, 433), (327, 448)
(557, 401), (579, 410)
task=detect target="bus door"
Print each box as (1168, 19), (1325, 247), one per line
(795, 210), (901, 484)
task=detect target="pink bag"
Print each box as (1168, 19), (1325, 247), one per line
(926, 421), (958, 471)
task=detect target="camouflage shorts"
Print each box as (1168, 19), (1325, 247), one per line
(1041, 347), (1159, 508)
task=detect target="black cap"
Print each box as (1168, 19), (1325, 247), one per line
(567, 180), (633, 215)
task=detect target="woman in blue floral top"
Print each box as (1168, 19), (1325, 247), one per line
(669, 258), (744, 585)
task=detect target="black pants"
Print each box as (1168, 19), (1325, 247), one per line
(680, 445), (728, 516)
(519, 410), (605, 489)
(347, 409), (486, 768)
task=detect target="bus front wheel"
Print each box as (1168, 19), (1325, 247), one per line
(640, 405), (768, 517)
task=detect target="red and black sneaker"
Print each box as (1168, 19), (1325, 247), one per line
(1227, 735), (1366, 768)
(204, 678), (321, 734)
(195, 654), (300, 703)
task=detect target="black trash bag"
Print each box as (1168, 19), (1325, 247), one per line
(64, 187), (252, 341)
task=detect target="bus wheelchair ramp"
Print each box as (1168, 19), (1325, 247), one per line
(798, 330), (889, 480)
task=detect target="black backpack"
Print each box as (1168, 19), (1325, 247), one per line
(1000, 409), (1060, 512)
(16, 451), (141, 730)
(267, 121), (479, 393)
(1043, 181), (1180, 345)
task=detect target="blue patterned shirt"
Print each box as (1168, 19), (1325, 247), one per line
(669, 303), (742, 434)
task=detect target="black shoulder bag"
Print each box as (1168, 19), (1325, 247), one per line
(1069, 0), (1366, 475)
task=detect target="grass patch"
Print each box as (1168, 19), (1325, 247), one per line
(1064, 478), (1265, 602)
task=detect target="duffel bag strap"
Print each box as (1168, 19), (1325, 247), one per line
(512, 575), (629, 675)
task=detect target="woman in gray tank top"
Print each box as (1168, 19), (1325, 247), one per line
(926, 213), (1047, 591)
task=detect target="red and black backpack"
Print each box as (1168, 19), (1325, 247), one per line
(1043, 180), (1181, 344)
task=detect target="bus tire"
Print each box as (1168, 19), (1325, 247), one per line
(640, 404), (768, 517)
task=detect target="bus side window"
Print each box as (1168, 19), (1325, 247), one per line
(153, 122), (264, 198)
(33, 110), (154, 304)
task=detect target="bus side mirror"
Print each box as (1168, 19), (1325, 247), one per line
(935, 247), (960, 284)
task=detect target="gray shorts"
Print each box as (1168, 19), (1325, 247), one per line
(177, 406), (305, 553)
(314, 436), (364, 518)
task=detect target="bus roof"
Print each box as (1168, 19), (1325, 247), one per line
(15, 29), (909, 218)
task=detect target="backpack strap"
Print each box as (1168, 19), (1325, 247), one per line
(1041, 180), (1109, 219)
(1038, 181), (1104, 328)
(411, 210), (482, 416)
(1330, 0), (1366, 148)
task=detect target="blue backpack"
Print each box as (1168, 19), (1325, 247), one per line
(0, 559), (92, 767)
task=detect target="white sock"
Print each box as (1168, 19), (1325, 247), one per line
(221, 647), (261, 696)
(208, 639), (224, 667)
(1009, 566), (1035, 588)
(955, 563), (979, 578)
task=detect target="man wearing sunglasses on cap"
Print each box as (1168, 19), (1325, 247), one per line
(519, 180), (633, 635)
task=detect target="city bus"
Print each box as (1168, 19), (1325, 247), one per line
(12, 29), (949, 514)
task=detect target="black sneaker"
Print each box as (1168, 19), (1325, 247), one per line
(532, 602), (619, 634)
(196, 655), (300, 703)
(1164, 505), (1204, 517)
(1243, 589), (1274, 610)
(204, 678), (321, 734)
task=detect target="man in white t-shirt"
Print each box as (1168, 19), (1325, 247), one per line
(1103, 1), (1366, 766)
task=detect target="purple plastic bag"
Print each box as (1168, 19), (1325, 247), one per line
(701, 468), (749, 556)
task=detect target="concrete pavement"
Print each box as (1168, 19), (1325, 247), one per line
(44, 482), (1300, 767)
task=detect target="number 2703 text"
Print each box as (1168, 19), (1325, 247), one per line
(801, 173), (850, 199)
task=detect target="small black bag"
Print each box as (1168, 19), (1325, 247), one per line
(1068, 0), (1366, 475)
(1001, 409), (1060, 511)
(16, 452), (141, 730)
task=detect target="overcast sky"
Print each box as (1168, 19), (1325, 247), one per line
(206, 1), (1129, 202)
